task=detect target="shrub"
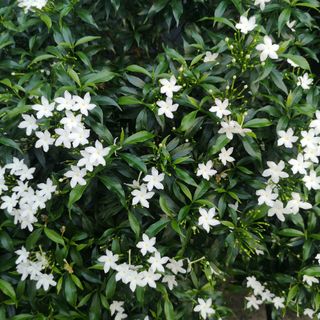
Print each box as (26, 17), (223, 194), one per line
(1, 0), (320, 319)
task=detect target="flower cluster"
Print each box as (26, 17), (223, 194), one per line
(98, 233), (186, 294)
(15, 246), (56, 291)
(17, 0), (48, 12)
(0, 158), (56, 231)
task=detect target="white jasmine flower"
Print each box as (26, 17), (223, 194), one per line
(115, 312), (127, 320)
(260, 289), (275, 302)
(245, 295), (262, 310)
(18, 114), (38, 136)
(148, 251), (169, 273)
(304, 308), (315, 319)
(262, 160), (288, 183)
(131, 185), (154, 208)
(35, 273), (56, 291)
(98, 249), (119, 273)
(218, 120), (251, 140)
(35, 130), (55, 152)
(315, 253), (320, 264)
(287, 59), (298, 68)
(303, 275), (319, 286)
(72, 92), (96, 116)
(194, 298), (215, 319)
(15, 246), (29, 264)
(256, 36), (279, 61)
(235, 16), (257, 34)
(139, 269), (161, 288)
(254, 0), (271, 10)
(18, 0), (48, 12)
(273, 296), (285, 309)
(166, 258), (186, 275)
(55, 91), (75, 111)
(82, 140), (110, 167)
(159, 75), (181, 98)
(64, 166), (87, 188)
(288, 153), (311, 175)
(54, 128), (72, 149)
(256, 185), (278, 206)
(309, 111), (320, 134)
(196, 160), (217, 181)
(37, 178), (56, 200)
(301, 130), (319, 148)
(297, 73), (313, 90)
(209, 98), (231, 118)
(162, 275), (177, 290)
(136, 233), (156, 256)
(268, 200), (289, 222)
(32, 97), (55, 119)
(143, 167), (165, 191)
(286, 20), (296, 32)
(60, 111), (82, 130)
(277, 128), (298, 148)
(286, 192), (312, 214)
(110, 301), (125, 316)
(156, 97), (179, 119)
(304, 146), (319, 164)
(204, 51), (219, 63)
(1, 193), (18, 213)
(198, 207), (220, 233)
(303, 170), (320, 190)
(69, 126), (90, 148)
(246, 276), (259, 289)
(219, 147), (235, 165)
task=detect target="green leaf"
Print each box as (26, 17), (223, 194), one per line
(44, 228), (65, 245)
(99, 176), (126, 207)
(164, 297), (175, 320)
(65, 275), (77, 306)
(242, 137), (261, 162)
(159, 194), (175, 217)
(278, 8), (291, 35)
(244, 118), (272, 128)
(71, 274), (84, 290)
(146, 218), (170, 237)
(40, 14), (52, 29)
(68, 184), (87, 210)
(123, 131), (154, 145)
(118, 96), (142, 105)
(82, 69), (116, 85)
(282, 54), (310, 70)
(175, 167), (197, 187)
(171, 0), (183, 25)
(0, 279), (16, 301)
(67, 67), (81, 86)
(148, 0), (170, 15)
(303, 266), (320, 277)
(278, 228), (304, 237)
(180, 111), (198, 131)
(126, 65), (151, 77)
(208, 134), (230, 155)
(120, 153), (147, 173)
(30, 54), (56, 65)
(128, 211), (141, 237)
(0, 136), (22, 153)
(75, 36), (101, 47)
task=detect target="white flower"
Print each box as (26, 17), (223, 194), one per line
(18, 0), (48, 12)
(277, 128), (298, 148)
(287, 58), (298, 68)
(55, 91), (75, 111)
(54, 128), (72, 149)
(131, 185), (154, 208)
(1, 193), (18, 213)
(309, 111), (320, 134)
(162, 275), (177, 290)
(260, 289), (275, 302)
(286, 192), (312, 214)
(98, 249), (119, 273)
(303, 146), (319, 164)
(143, 167), (165, 191)
(72, 92), (96, 116)
(15, 246), (29, 264)
(69, 126), (90, 148)
(193, 298), (215, 319)
(80, 140), (110, 167)
(254, 0), (271, 10)
(301, 130), (319, 148)
(297, 73), (313, 90)
(304, 308), (315, 319)
(156, 97), (179, 119)
(32, 97), (55, 119)
(303, 275), (319, 286)
(136, 233), (156, 256)
(18, 114), (38, 136)
(209, 98), (231, 118)
(166, 258), (186, 275)
(235, 16), (257, 34)
(218, 120), (251, 140)
(64, 166), (87, 188)
(219, 147), (235, 165)
(268, 200), (289, 222)
(316, 253), (320, 264)
(303, 170), (320, 190)
(35, 273), (57, 291)
(246, 276), (265, 295)
(115, 312), (127, 320)
(262, 160), (288, 184)
(286, 20), (296, 32)
(60, 111), (82, 130)
(288, 153), (311, 175)
(256, 185), (278, 206)
(148, 251), (169, 272)
(256, 36), (279, 61)
(198, 207), (220, 233)
(204, 51), (219, 63)
(159, 75), (181, 98)
(37, 178), (56, 200)
(196, 160), (217, 181)
(35, 130), (55, 152)
(110, 301), (125, 316)
(245, 295), (262, 310)
(139, 269), (161, 288)
(273, 296), (285, 309)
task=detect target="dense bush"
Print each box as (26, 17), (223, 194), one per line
(1, 0), (320, 319)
